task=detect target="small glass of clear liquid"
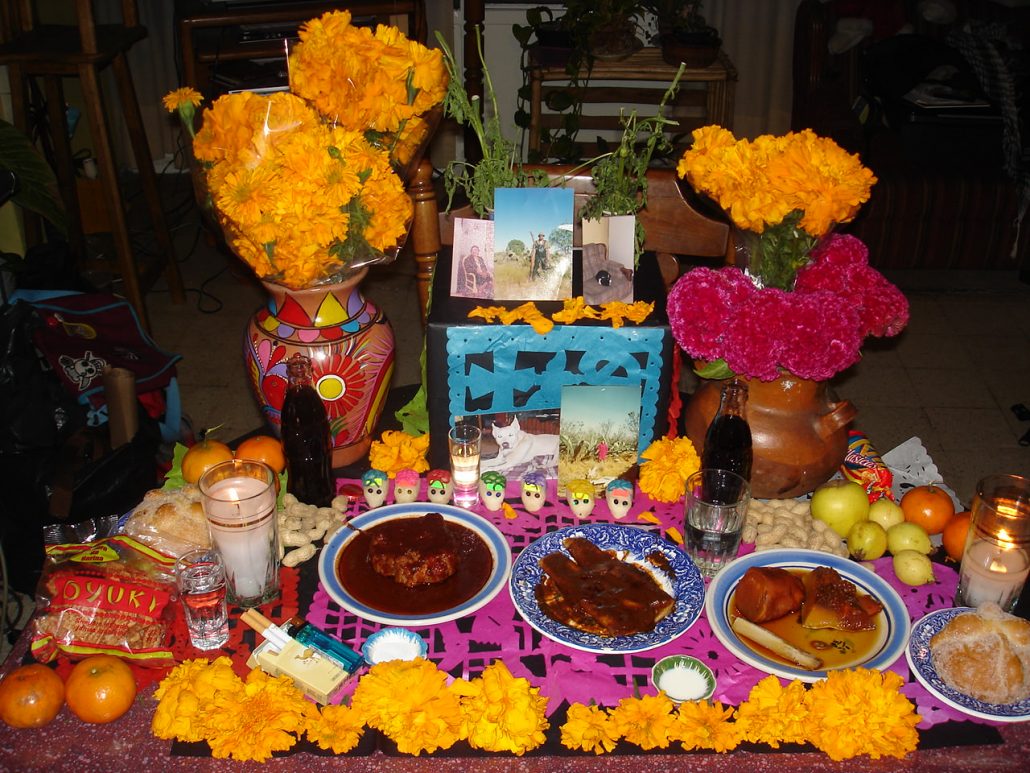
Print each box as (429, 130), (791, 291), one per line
(449, 422), (482, 508)
(684, 469), (750, 579)
(175, 548), (230, 650)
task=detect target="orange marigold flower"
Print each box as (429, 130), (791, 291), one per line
(607, 693), (677, 751)
(672, 700), (741, 753)
(451, 660), (549, 755)
(638, 436), (700, 504)
(733, 674), (809, 748)
(307, 703), (366, 754)
(560, 703), (618, 755)
(368, 430), (430, 478)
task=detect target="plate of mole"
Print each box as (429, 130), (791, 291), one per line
(318, 503), (512, 626)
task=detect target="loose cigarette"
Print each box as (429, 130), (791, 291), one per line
(731, 616), (823, 670)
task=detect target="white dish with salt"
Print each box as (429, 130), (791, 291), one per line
(651, 655), (716, 702)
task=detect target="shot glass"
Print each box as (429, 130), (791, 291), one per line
(449, 423), (482, 508)
(175, 548), (229, 650)
(684, 468), (750, 579)
(955, 473), (1030, 612)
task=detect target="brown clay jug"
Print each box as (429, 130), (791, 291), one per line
(684, 373), (857, 499)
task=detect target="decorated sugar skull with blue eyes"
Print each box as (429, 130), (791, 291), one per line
(565, 479), (596, 518)
(605, 478), (634, 519)
(520, 472), (547, 513)
(426, 469), (453, 504)
(362, 469), (388, 508)
(393, 468), (420, 503)
(478, 471), (506, 511)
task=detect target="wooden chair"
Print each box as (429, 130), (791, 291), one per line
(406, 160), (733, 325)
(0, 0), (185, 331)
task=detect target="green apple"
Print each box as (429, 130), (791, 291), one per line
(868, 498), (905, 530)
(886, 522), (933, 555)
(847, 521), (888, 561)
(810, 480), (870, 538)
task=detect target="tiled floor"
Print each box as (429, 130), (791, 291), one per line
(138, 177), (1030, 508)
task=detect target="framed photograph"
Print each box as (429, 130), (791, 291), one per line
(558, 384), (641, 492)
(581, 214), (635, 304)
(492, 187), (574, 301)
(480, 409), (560, 480)
(451, 217), (496, 299)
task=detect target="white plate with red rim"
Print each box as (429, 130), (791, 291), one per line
(705, 548), (910, 682)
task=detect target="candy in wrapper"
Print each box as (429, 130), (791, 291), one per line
(841, 430), (895, 502)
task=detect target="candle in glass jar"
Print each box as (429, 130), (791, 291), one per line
(204, 475), (277, 604)
(956, 539), (1030, 611)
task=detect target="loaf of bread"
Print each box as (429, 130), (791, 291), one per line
(929, 603), (1030, 705)
(121, 485), (210, 558)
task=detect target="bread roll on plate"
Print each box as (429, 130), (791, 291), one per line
(121, 485), (211, 558)
(929, 602), (1030, 705)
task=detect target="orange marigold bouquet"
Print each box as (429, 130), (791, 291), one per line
(164, 11), (447, 289)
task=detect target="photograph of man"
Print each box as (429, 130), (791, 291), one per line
(530, 233), (549, 280)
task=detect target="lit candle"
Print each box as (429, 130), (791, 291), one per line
(200, 461), (279, 607)
(956, 539), (1030, 611)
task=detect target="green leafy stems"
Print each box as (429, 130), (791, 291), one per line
(738, 210), (819, 291)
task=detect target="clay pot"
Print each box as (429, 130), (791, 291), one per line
(684, 373), (856, 499)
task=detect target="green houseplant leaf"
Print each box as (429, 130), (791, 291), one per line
(0, 118), (67, 235)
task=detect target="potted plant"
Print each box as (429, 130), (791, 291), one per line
(644, 0), (722, 68)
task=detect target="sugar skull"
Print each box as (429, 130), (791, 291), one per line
(520, 472), (547, 513)
(479, 471), (506, 512)
(566, 479), (596, 518)
(393, 468), (420, 503)
(361, 469), (388, 509)
(426, 469), (453, 505)
(605, 478), (634, 519)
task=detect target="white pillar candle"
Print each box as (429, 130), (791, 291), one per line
(957, 539), (1030, 611)
(202, 473), (278, 604)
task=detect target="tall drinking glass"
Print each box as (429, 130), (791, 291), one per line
(684, 468), (750, 578)
(175, 548), (229, 650)
(955, 474), (1030, 612)
(199, 459), (279, 607)
(449, 423), (482, 508)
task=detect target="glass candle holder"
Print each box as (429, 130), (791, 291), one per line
(199, 459), (280, 608)
(955, 474), (1030, 613)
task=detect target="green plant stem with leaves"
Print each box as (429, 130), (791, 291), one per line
(738, 210), (819, 291)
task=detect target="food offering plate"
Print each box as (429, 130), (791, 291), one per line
(907, 607), (1030, 723)
(509, 523), (705, 654)
(318, 503), (512, 626)
(706, 548), (910, 683)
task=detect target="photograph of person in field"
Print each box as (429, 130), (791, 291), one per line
(492, 188), (573, 300)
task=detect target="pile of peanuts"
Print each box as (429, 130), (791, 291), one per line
(741, 498), (848, 557)
(276, 493), (356, 567)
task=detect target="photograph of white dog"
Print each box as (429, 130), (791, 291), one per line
(480, 411), (560, 480)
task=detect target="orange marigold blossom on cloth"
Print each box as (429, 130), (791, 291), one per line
(638, 436), (701, 504)
(152, 657), (243, 743)
(450, 660), (549, 755)
(607, 693), (678, 750)
(597, 300), (653, 328)
(368, 430), (430, 478)
(349, 658), (463, 756)
(306, 703), (366, 754)
(733, 674), (810, 748)
(560, 703), (619, 754)
(671, 700), (741, 753)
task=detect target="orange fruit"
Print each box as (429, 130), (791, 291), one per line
(942, 510), (973, 563)
(900, 484), (955, 536)
(235, 434), (286, 474)
(64, 655), (137, 724)
(0, 664), (65, 729)
(181, 437), (234, 484)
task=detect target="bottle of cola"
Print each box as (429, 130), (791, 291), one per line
(700, 379), (752, 502)
(281, 353), (334, 507)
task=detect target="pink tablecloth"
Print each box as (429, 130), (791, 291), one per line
(309, 480), (975, 729)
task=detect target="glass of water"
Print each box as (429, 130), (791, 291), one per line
(684, 469), (750, 579)
(175, 548), (230, 650)
(448, 422), (482, 508)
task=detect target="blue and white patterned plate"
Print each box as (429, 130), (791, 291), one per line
(706, 549), (910, 682)
(509, 523), (705, 654)
(318, 503), (512, 626)
(907, 607), (1030, 722)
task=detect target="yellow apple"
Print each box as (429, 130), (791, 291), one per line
(847, 521), (888, 561)
(886, 522), (933, 555)
(810, 479), (870, 538)
(868, 497), (905, 530)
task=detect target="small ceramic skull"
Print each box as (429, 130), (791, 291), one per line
(566, 479), (596, 518)
(426, 469), (453, 505)
(479, 471), (506, 512)
(393, 468), (420, 503)
(605, 478), (634, 519)
(520, 472), (547, 513)
(361, 469), (388, 509)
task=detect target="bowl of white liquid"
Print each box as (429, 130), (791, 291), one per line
(651, 655), (717, 702)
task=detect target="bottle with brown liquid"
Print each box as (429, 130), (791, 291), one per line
(281, 353), (334, 507)
(701, 379), (752, 501)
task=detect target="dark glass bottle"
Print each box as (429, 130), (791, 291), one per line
(281, 353), (334, 507)
(701, 379), (753, 494)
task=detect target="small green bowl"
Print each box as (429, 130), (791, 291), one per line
(651, 655), (716, 702)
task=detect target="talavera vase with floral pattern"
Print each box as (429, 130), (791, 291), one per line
(245, 267), (394, 468)
(684, 373), (856, 499)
